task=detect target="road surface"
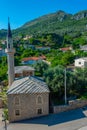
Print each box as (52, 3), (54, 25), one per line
(1, 107), (87, 130)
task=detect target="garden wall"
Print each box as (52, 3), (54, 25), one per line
(54, 99), (87, 113)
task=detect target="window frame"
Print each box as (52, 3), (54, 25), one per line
(14, 96), (20, 105)
(15, 109), (21, 116)
(36, 95), (43, 104)
(37, 108), (43, 115)
(79, 61), (81, 65)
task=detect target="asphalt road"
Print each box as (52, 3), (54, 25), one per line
(1, 107), (87, 130)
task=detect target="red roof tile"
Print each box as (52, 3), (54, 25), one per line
(60, 47), (72, 51)
(22, 56), (46, 62)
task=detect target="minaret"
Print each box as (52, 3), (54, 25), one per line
(5, 18), (15, 86)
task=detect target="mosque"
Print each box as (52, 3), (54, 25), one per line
(5, 19), (50, 122)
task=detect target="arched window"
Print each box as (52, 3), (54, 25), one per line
(37, 96), (43, 104)
(14, 96), (20, 105)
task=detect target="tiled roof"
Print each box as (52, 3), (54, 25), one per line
(22, 57), (39, 61)
(15, 66), (35, 74)
(7, 76), (49, 94)
(22, 56), (46, 62)
(60, 47), (72, 51)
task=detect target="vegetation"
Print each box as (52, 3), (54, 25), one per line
(11, 10), (87, 38)
(0, 10), (87, 106)
(0, 86), (8, 120)
(0, 10), (87, 39)
(44, 66), (87, 104)
(34, 61), (49, 76)
(0, 57), (7, 82)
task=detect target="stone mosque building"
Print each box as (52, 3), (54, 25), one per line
(6, 20), (50, 122)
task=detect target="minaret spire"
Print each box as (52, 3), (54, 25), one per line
(8, 17), (12, 38)
(5, 18), (15, 86)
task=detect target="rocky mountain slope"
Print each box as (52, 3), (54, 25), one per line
(0, 10), (87, 39)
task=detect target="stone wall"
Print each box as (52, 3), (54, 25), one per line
(54, 99), (87, 113)
(15, 70), (34, 78)
(8, 93), (49, 122)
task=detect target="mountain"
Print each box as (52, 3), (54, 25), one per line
(73, 10), (87, 20)
(0, 10), (87, 39)
(13, 10), (72, 36)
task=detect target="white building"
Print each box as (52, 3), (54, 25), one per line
(74, 58), (87, 68)
(80, 45), (87, 52)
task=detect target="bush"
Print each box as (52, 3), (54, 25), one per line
(3, 109), (8, 120)
(80, 92), (87, 100)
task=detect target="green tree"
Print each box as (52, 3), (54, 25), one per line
(34, 61), (49, 76)
(0, 65), (7, 82)
(51, 51), (75, 67)
(61, 51), (75, 66)
(44, 66), (87, 101)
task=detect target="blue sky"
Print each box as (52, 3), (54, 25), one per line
(0, 0), (87, 29)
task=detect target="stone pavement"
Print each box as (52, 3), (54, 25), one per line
(1, 108), (87, 130)
(78, 126), (87, 130)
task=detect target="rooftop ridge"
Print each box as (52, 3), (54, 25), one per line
(7, 76), (49, 94)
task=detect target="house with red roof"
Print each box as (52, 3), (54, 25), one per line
(21, 55), (46, 65)
(60, 47), (72, 52)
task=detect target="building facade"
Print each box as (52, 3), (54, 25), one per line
(14, 66), (35, 78)
(80, 45), (87, 52)
(6, 20), (50, 122)
(75, 58), (87, 68)
(7, 76), (49, 122)
(22, 56), (46, 65)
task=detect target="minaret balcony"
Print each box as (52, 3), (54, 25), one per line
(5, 48), (15, 54)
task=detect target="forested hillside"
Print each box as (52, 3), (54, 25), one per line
(0, 10), (87, 39)
(13, 10), (87, 37)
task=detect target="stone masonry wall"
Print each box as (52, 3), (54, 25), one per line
(54, 99), (87, 113)
(8, 93), (49, 122)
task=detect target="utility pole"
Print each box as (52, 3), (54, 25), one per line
(64, 68), (67, 105)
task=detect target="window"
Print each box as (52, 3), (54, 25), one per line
(30, 71), (33, 76)
(37, 96), (42, 104)
(23, 71), (29, 76)
(79, 62), (81, 64)
(15, 110), (20, 116)
(37, 108), (42, 115)
(14, 97), (20, 105)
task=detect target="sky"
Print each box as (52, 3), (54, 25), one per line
(0, 0), (87, 29)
